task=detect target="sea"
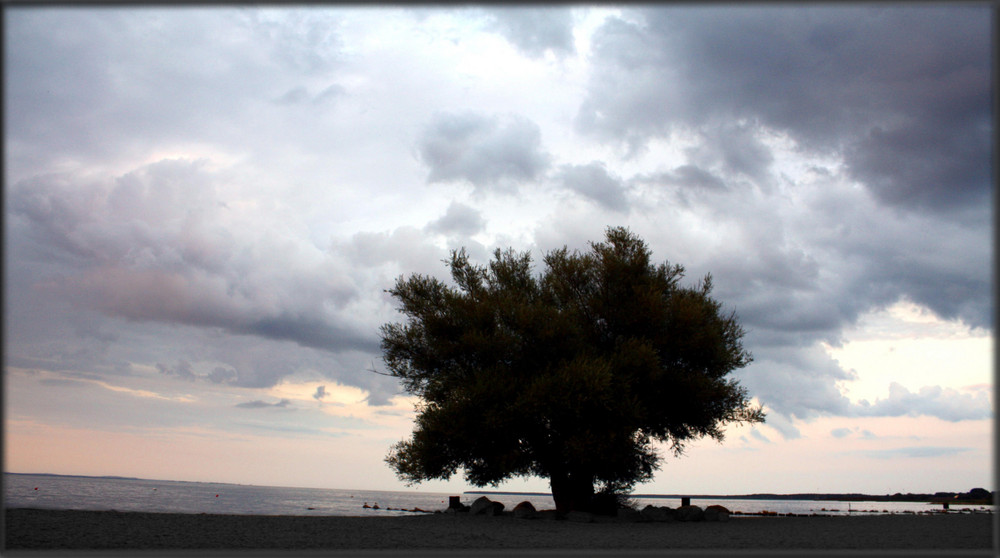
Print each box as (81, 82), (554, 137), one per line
(4, 473), (991, 518)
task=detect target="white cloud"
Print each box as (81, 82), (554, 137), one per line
(484, 7), (577, 58)
(857, 446), (972, 460)
(855, 382), (992, 422)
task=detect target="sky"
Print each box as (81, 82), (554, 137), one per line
(4, 5), (994, 496)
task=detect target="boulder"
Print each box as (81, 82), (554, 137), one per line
(640, 504), (675, 522)
(469, 496), (504, 516)
(704, 504), (731, 522)
(512, 501), (537, 519)
(675, 504), (705, 522)
(468, 496), (491, 515)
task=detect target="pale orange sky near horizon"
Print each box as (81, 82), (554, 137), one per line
(6, 299), (992, 495)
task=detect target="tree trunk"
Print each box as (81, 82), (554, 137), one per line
(549, 471), (595, 514)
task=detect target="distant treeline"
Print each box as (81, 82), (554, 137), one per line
(466, 488), (994, 504)
(6, 472), (143, 481)
(7, 472), (243, 487)
(691, 490), (993, 504)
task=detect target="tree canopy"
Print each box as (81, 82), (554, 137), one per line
(380, 227), (764, 514)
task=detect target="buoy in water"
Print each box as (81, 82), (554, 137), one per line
(34, 487), (38, 490)
(215, 494), (219, 498)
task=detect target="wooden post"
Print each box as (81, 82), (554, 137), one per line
(681, 497), (691, 507)
(449, 496), (462, 509)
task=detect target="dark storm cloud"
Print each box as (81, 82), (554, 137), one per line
(847, 121), (990, 210)
(556, 162), (630, 213)
(426, 202), (486, 237)
(858, 245), (990, 331)
(578, 0), (995, 424)
(418, 112), (551, 192)
(240, 314), (378, 354)
(484, 7), (576, 58)
(781, 187), (994, 332)
(579, 5), (991, 211)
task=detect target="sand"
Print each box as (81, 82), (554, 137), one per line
(3, 507), (994, 553)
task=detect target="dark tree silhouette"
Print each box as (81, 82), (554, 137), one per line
(381, 227), (764, 514)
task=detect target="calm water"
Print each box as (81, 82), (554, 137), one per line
(4, 473), (452, 517)
(4, 473), (990, 517)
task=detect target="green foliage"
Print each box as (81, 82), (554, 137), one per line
(381, 227), (764, 512)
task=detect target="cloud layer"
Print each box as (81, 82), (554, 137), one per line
(577, 6), (990, 216)
(5, 6), (991, 446)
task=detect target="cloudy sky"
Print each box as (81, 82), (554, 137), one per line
(5, 5), (993, 496)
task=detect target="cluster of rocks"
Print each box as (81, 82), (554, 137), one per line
(444, 496), (506, 516)
(442, 496), (731, 523)
(627, 503), (731, 523)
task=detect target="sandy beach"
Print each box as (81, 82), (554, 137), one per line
(3, 507), (994, 553)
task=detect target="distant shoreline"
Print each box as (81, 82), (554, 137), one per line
(6, 472), (143, 481)
(4, 508), (992, 550)
(8, 473), (991, 505)
(465, 490), (993, 505)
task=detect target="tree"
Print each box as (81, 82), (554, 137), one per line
(380, 227), (764, 514)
